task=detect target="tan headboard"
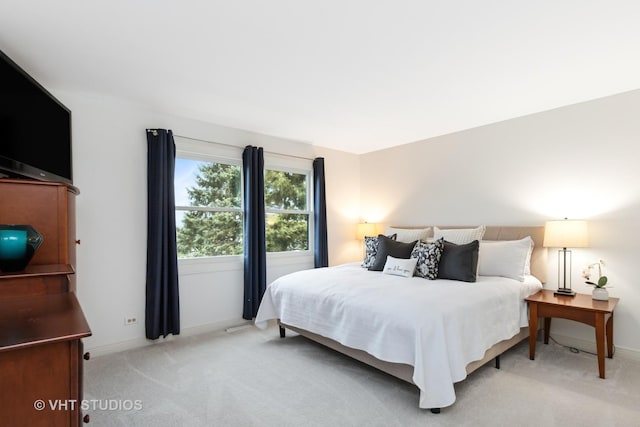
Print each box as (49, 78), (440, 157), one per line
(390, 225), (548, 283)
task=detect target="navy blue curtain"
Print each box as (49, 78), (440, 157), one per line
(313, 157), (329, 268)
(242, 145), (267, 319)
(145, 129), (180, 339)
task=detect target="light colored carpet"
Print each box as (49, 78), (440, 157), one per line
(85, 325), (640, 426)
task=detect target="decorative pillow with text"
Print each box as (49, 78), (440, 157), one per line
(383, 255), (418, 278)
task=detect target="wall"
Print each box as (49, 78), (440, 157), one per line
(57, 87), (640, 357)
(56, 91), (361, 354)
(360, 89), (640, 356)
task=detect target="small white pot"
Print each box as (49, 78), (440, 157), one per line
(592, 287), (609, 301)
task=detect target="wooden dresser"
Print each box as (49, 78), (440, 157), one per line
(0, 179), (91, 426)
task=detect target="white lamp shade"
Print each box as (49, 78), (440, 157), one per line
(543, 220), (589, 248)
(356, 223), (378, 240)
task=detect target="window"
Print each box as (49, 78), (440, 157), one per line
(174, 139), (313, 259)
(174, 157), (243, 258)
(264, 169), (311, 253)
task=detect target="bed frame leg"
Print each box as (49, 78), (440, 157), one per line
(430, 408), (441, 414)
(279, 325), (286, 338)
(495, 355), (500, 369)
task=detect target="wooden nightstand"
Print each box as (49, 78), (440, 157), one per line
(526, 290), (619, 379)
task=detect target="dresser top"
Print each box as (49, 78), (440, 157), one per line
(0, 292), (91, 351)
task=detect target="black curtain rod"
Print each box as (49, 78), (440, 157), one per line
(174, 134), (316, 162)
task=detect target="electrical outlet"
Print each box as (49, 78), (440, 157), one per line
(124, 317), (138, 326)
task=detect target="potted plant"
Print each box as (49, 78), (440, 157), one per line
(582, 259), (609, 301)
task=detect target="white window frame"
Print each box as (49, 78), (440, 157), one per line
(174, 138), (315, 271)
(263, 164), (314, 258)
(175, 138), (244, 268)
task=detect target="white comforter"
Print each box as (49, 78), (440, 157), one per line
(255, 263), (541, 409)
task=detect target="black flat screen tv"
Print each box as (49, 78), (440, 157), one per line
(0, 49), (72, 184)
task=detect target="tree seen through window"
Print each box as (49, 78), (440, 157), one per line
(175, 160), (309, 258)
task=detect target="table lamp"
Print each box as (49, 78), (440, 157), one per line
(543, 219), (589, 296)
(356, 222), (378, 240)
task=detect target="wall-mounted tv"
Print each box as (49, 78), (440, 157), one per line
(0, 49), (72, 184)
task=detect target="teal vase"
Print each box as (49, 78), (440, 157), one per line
(0, 225), (43, 272)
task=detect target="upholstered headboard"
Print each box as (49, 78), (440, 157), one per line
(390, 225), (547, 283)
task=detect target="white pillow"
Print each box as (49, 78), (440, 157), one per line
(382, 255), (418, 278)
(477, 236), (533, 282)
(433, 225), (486, 245)
(386, 227), (431, 243)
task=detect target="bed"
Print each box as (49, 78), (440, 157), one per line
(255, 226), (546, 411)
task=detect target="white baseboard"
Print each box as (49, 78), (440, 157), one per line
(550, 333), (640, 362)
(86, 319), (253, 358)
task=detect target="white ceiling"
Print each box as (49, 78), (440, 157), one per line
(1, 1), (640, 154)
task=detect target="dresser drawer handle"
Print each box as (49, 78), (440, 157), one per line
(83, 414), (90, 423)
(83, 352), (91, 361)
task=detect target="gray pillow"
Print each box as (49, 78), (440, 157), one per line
(369, 235), (417, 272)
(437, 240), (479, 282)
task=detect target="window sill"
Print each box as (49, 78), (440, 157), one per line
(177, 251), (313, 275)
(178, 256), (243, 275)
(267, 250), (313, 260)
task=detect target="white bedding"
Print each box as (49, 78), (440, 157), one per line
(255, 263), (542, 409)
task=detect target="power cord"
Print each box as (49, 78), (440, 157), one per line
(547, 335), (615, 358)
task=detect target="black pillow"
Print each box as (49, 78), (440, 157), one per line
(369, 235), (417, 271)
(437, 240), (479, 282)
